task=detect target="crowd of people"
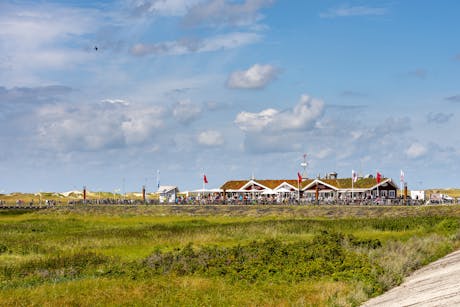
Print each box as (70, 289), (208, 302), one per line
(0, 196), (455, 208)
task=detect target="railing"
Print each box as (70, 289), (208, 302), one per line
(0, 198), (458, 209)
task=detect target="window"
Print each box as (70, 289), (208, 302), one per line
(389, 190), (395, 198)
(381, 190), (388, 197)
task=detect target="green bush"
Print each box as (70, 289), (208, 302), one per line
(1, 252), (111, 285)
(141, 231), (383, 291)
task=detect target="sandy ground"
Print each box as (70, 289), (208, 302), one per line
(362, 249), (460, 306)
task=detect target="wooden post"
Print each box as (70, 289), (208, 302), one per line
(404, 183), (408, 205)
(142, 185), (146, 203)
(83, 186), (86, 204)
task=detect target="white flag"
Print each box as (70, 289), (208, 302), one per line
(352, 170), (358, 183)
(400, 170), (405, 183)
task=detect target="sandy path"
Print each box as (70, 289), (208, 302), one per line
(362, 249), (460, 306)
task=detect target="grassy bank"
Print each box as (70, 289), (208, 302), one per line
(1, 205), (460, 306)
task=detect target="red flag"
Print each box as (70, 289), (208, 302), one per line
(297, 172), (302, 184)
(203, 174), (208, 184)
(376, 172), (382, 183)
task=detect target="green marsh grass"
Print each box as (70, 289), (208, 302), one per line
(1, 205), (460, 306)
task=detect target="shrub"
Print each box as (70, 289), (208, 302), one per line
(0, 244), (7, 254)
(141, 231), (383, 290)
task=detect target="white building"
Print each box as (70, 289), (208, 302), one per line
(158, 186), (179, 203)
(410, 190), (425, 200)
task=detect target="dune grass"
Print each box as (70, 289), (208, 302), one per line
(1, 205), (460, 306)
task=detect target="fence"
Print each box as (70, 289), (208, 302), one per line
(1, 197), (459, 209)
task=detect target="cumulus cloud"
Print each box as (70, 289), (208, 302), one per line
(235, 94), (324, 132)
(406, 143), (427, 159)
(172, 99), (202, 124)
(131, 32), (260, 56)
(37, 102), (165, 151)
(183, 0), (273, 27)
(235, 108), (278, 132)
(227, 64), (279, 89)
(197, 130), (224, 146)
(320, 5), (387, 18)
(427, 112), (453, 124)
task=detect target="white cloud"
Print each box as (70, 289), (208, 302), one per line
(183, 0), (273, 27)
(37, 102), (165, 151)
(227, 64), (279, 89)
(235, 108), (278, 132)
(406, 143), (428, 159)
(131, 32), (260, 56)
(320, 5), (387, 18)
(0, 3), (98, 86)
(129, 0), (205, 17)
(172, 99), (202, 124)
(235, 94), (324, 132)
(197, 130), (224, 146)
(121, 107), (165, 145)
(102, 98), (130, 106)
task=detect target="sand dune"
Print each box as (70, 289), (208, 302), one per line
(362, 249), (460, 306)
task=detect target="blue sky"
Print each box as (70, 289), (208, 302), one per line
(1, 0), (460, 193)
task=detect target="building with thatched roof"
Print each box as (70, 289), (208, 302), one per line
(220, 174), (398, 201)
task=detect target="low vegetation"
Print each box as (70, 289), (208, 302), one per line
(1, 206), (460, 306)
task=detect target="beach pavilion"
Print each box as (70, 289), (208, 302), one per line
(220, 175), (399, 202)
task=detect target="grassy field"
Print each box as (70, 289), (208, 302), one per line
(0, 191), (155, 204)
(1, 205), (460, 306)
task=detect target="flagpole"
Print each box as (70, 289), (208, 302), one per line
(352, 170), (357, 204)
(352, 175), (354, 203)
(400, 170), (404, 198)
(202, 172), (205, 200)
(297, 172), (301, 204)
(376, 172), (380, 201)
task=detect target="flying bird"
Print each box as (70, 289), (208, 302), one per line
(94, 46), (98, 51)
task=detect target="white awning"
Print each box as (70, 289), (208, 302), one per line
(275, 187), (292, 193)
